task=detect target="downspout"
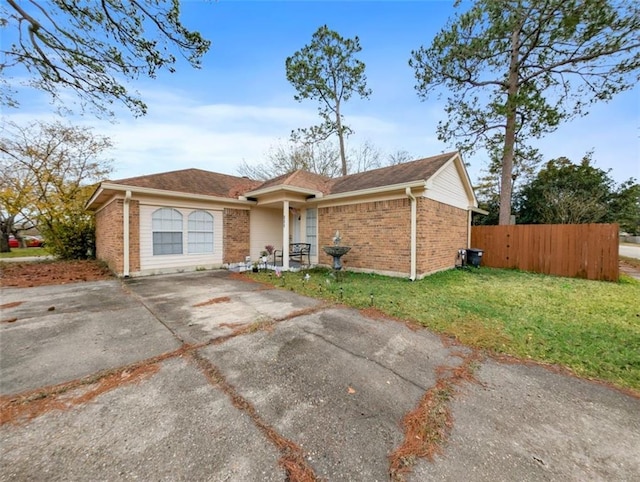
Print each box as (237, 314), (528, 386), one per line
(406, 187), (417, 281)
(467, 210), (472, 248)
(123, 190), (131, 278)
(282, 200), (290, 270)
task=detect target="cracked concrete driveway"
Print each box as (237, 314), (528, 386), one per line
(1, 271), (639, 481)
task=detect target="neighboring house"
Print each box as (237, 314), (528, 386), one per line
(86, 151), (482, 279)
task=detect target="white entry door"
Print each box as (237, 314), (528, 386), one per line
(291, 213), (301, 243)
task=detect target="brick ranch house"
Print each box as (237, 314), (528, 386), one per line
(86, 151), (483, 279)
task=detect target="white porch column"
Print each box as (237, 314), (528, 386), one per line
(282, 200), (290, 270)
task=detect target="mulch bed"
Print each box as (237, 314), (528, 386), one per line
(0, 260), (114, 288)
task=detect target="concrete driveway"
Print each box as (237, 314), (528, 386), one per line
(1, 271), (638, 481)
(620, 243), (640, 259)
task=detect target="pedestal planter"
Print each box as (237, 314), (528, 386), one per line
(323, 245), (351, 271)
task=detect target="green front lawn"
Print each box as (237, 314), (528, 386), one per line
(0, 247), (49, 258)
(249, 267), (640, 392)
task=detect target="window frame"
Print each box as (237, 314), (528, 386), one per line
(187, 210), (214, 254)
(152, 208), (184, 256)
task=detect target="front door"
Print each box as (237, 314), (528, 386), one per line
(291, 213), (301, 243)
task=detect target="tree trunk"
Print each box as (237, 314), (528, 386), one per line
(499, 24), (522, 225)
(0, 236), (9, 253)
(335, 102), (348, 176)
(0, 217), (14, 252)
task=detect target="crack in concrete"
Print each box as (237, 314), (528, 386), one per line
(3, 274), (477, 480)
(1, 295), (328, 478)
(119, 281), (188, 344)
(0, 311), (298, 424)
(301, 327), (431, 393)
(0, 344), (194, 425)
(272, 303), (334, 323)
(188, 350), (320, 482)
(388, 350), (483, 481)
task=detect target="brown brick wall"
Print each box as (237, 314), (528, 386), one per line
(95, 198), (140, 275)
(417, 198), (468, 276)
(318, 197), (468, 277)
(319, 199), (412, 273)
(95, 199), (123, 274)
(223, 208), (250, 263)
(129, 200), (140, 272)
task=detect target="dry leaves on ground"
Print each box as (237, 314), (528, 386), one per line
(0, 260), (113, 288)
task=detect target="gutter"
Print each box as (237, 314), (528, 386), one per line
(315, 180), (426, 204)
(243, 184), (324, 198)
(123, 190), (131, 278)
(406, 187), (417, 281)
(87, 182), (253, 211)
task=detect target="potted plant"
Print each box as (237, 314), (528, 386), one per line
(252, 261), (259, 273)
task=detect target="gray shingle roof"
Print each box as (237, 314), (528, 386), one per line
(328, 152), (455, 194)
(251, 170), (334, 194)
(107, 152), (458, 199)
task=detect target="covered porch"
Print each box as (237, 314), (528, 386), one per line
(242, 183), (322, 271)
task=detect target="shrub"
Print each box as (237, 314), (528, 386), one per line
(40, 212), (96, 260)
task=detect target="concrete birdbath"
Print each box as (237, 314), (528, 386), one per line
(323, 231), (351, 271)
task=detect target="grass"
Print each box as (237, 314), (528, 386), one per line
(0, 247), (49, 259)
(250, 267), (640, 393)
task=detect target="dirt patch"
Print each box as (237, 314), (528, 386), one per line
(0, 260), (113, 288)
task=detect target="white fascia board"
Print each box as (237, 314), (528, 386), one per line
(312, 180), (426, 203)
(97, 182), (254, 206)
(243, 184), (324, 198)
(85, 186), (104, 209)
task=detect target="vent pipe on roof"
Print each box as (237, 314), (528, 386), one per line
(406, 187), (417, 281)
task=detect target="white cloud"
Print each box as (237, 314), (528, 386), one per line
(83, 88), (432, 179)
(3, 84), (638, 186)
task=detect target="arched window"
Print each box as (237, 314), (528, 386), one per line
(188, 210), (214, 254)
(152, 208), (183, 255)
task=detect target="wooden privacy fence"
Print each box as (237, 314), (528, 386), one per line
(470, 224), (619, 281)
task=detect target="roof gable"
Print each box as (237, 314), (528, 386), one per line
(250, 169), (334, 195)
(425, 155), (478, 209)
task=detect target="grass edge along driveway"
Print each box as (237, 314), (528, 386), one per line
(249, 267), (640, 393)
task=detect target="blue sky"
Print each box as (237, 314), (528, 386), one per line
(4, 0), (639, 185)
